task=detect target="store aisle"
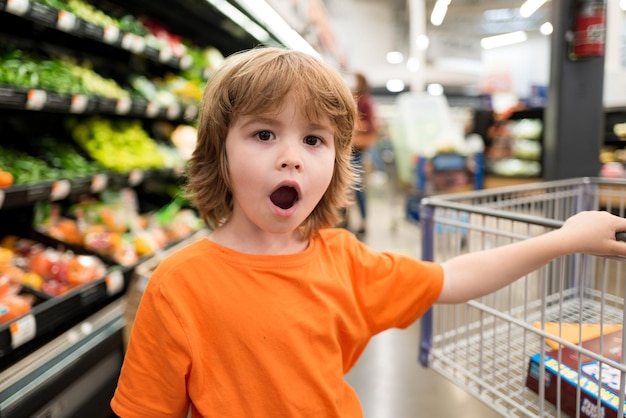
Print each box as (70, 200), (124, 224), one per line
(344, 184), (502, 418)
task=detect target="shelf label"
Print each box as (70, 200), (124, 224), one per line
(180, 54), (193, 70)
(106, 269), (124, 296)
(184, 105), (198, 121)
(10, 314), (36, 349)
(158, 46), (173, 63)
(0, 190), (4, 210)
(70, 94), (88, 113)
(56, 10), (76, 32)
(90, 173), (108, 193)
(121, 33), (145, 54)
(50, 179), (71, 201)
(116, 97), (132, 114)
(26, 89), (46, 110)
(128, 169), (144, 186)
(6, 0), (29, 15)
(146, 102), (160, 118)
(167, 103), (181, 120)
(103, 25), (120, 44)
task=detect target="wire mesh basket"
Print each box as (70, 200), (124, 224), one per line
(419, 177), (626, 417)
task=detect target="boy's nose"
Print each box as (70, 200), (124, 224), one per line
(278, 142), (303, 171)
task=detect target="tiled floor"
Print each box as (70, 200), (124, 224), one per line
(344, 177), (502, 418)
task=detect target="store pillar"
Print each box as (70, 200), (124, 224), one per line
(543, 0), (605, 180)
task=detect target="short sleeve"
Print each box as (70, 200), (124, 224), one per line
(351, 242), (444, 334)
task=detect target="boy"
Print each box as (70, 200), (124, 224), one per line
(111, 47), (626, 418)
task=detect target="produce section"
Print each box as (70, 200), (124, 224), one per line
(485, 108), (543, 178)
(0, 0), (284, 415)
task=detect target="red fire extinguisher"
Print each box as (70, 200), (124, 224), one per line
(572, 0), (606, 58)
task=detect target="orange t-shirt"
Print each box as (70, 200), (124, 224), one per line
(111, 228), (443, 418)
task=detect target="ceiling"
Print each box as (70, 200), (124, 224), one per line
(328, 0), (554, 93)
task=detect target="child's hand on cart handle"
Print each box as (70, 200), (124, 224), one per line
(558, 211), (626, 257)
(437, 211), (626, 304)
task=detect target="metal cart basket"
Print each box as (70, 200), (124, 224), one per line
(419, 177), (626, 417)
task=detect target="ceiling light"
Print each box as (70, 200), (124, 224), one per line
(520, 0), (547, 18)
(407, 57), (421, 72)
(415, 34), (430, 50)
(386, 51), (404, 64)
(621, 0), (626, 10)
(386, 79), (405, 93)
(214, 0), (319, 57)
(481, 31), (528, 49)
(540, 22), (553, 35)
(427, 84), (444, 96)
(430, 0), (451, 26)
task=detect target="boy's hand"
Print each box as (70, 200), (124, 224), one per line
(558, 211), (626, 257)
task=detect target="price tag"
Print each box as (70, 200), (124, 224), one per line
(70, 94), (88, 113)
(116, 97), (132, 114)
(159, 46), (173, 63)
(146, 102), (160, 118)
(184, 105), (198, 121)
(106, 270), (124, 296)
(10, 314), (36, 349)
(56, 10), (76, 32)
(6, 0), (29, 15)
(120, 33), (135, 51)
(0, 190), (4, 210)
(50, 179), (71, 201)
(103, 25), (120, 44)
(180, 55), (193, 70)
(128, 169), (144, 186)
(122, 33), (146, 54)
(90, 173), (108, 193)
(26, 89), (46, 110)
(167, 103), (181, 120)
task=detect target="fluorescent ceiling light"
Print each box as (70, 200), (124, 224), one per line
(481, 31), (528, 49)
(520, 0), (547, 18)
(386, 79), (405, 93)
(621, 0), (626, 10)
(430, 0), (451, 26)
(210, 0), (319, 57)
(386, 51), (404, 64)
(540, 22), (553, 35)
(208, 0), (270, 42)
(427, 84), (444, 96)
(415, 34), (430, 50)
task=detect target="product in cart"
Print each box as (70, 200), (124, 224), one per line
(526, 328), (626, 418)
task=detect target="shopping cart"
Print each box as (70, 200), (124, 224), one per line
(418, 177), (626, 417)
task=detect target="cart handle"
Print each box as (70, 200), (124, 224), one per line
(618, 232), (626, 241)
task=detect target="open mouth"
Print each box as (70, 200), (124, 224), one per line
(270, 186), (299, 209)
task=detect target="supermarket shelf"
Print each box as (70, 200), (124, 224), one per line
(0, 168), (182, 210)
(0, 265), (129, 369)
(0, 85), (198, 122)
(0, 0), (192, 71)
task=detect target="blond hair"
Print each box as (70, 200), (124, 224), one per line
(185, 47), (357, 237)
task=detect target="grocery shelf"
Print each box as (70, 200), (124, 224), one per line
(0, 85), (198, 122)
(0, 168), (181, 210)
(0, 0), (193, 71)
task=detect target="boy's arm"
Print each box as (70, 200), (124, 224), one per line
(436, 211), (626, 304)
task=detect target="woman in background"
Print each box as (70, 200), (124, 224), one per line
(350, 72), (378, 236)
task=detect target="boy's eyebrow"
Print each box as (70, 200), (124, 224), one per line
(238, 115), (334, 132)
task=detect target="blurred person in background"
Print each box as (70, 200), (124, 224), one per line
(349, 72), (378, 236)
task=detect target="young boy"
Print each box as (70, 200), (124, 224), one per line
(111, 47), (626, 418)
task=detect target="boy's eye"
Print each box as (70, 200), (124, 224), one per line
(256, 130), (273, 141)
(304, 136), (321, 146)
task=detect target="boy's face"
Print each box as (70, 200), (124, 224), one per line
(225, 94), (336, 237)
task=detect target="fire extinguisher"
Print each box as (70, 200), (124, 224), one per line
(572, 0), (606, 58)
